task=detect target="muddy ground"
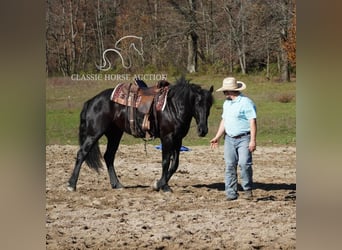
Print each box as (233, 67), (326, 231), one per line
(46, 144), (296, 249)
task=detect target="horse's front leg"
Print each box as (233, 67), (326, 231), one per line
(153, 150), (172, 192)
(167, 149), (180, 182)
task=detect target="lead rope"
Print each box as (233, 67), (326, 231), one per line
(143, 135), (155, 156)
(143, 140), (149, 172)
(144, 140), (148, 155)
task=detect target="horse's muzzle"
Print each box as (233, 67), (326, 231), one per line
(198, 127), (208, 137)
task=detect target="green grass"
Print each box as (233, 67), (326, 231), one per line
(46, 75), (296, 146)
(46, 109), (79, 145)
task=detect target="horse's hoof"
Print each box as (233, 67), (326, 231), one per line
(161, 185), (173, 192)
(152, 180), (160, 191)
(67, 185), (76, 192)
(111, 183), (124, 189)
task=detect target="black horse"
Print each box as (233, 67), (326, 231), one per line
(67, 77), (213, 192)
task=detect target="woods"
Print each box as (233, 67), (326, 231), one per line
(46, 0), (296, 81)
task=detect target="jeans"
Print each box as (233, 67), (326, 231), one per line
(224, 134), (253, 198)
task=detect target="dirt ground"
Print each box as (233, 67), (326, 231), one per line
(46, 144), (296, 249)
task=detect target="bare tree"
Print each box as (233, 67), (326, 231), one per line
(167, 0), (200, 73)
(222, 0), (248, 74)
(265, 0), (295, 82)
(46, 0), (296, 78)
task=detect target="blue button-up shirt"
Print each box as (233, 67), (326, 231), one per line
(222, 94), (257, 137)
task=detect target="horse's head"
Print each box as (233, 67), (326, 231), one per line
(169, 78), (214, 137)
(193, 85), (214, 137)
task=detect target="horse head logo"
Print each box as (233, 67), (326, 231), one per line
(96, 35), (144, 71)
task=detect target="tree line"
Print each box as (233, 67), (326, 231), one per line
(46, 0), (296, 81)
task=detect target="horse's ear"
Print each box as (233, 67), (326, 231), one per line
(209, 85), (214, 93)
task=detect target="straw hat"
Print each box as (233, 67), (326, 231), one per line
(216, 77), (246, 92)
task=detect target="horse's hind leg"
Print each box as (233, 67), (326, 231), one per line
(67, 136), (100, 191)
(104, 128), (124, 189)
(67, 149), (85, 191)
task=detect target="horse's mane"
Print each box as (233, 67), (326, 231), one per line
(168, 76), (203, 98)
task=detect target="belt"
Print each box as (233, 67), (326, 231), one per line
(229, 131), (250, 139)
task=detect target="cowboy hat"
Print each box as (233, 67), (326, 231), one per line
(216, 77), (246, 92)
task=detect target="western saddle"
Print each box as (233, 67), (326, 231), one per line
(110, 79), (170, 138)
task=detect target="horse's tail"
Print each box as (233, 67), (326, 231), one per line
(79, 100), (103, 172)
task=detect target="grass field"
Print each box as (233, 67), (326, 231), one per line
(46, 74), (295, 146)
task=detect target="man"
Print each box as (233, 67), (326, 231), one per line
(210, 77), (257, 201)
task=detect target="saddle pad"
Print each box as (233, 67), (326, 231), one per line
(110, 83), (140, 108)
(155, 87), (168, 111)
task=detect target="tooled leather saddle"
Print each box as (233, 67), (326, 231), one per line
(110, 79), (170, 138)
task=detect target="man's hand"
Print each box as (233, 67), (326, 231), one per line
(249, 141), (256, 152)
(210, 138), (219, 149)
